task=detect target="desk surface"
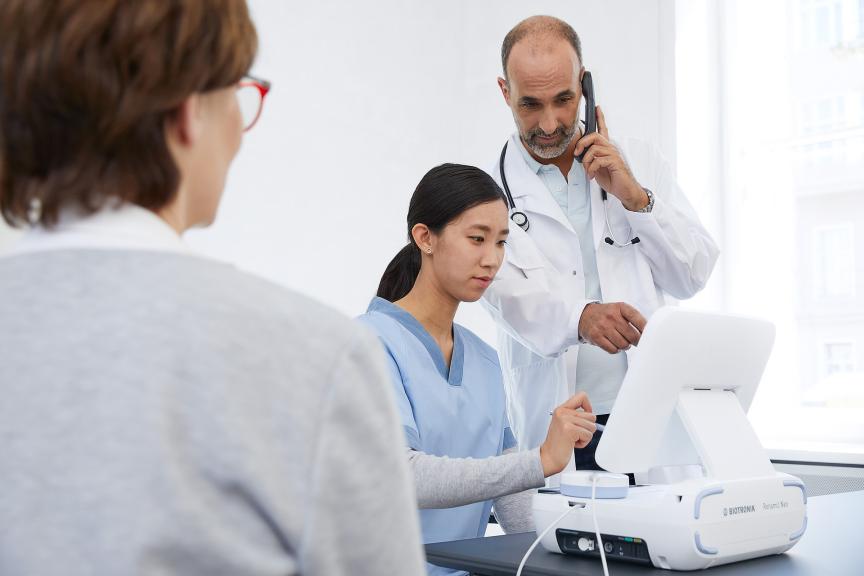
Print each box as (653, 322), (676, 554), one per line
(425, 490), (864, 575)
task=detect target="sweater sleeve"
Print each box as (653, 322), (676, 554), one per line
(492, 486), (536, 534)
(299, 330), (426, 576)
(406, 445), (545, 509)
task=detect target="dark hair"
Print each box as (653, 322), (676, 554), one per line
(0, 0), (258, 228)
(501, 15), (582, 80)
(377, 164), (506, 302)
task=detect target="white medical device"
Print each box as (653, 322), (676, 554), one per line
(532, 307), (807, 570)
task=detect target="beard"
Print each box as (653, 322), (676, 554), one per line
(519, 117), (579, 159)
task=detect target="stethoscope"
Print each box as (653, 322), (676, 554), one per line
(498, 140), (640, 247)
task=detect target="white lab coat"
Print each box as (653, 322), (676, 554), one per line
(482, 133), (719, 453)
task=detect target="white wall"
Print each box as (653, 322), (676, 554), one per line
(0, 220), (20, 250)
(184, 0), (675, 342)
(0, 1), (675, 343)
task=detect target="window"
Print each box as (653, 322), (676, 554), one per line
(798, 0), (844, 48)
(860, 0), (864, 37)
(797, 0), (864, 47)
(676, 0), (864, 463)
(799, 96), (847, 166)
(822, 341), (856, 377)
(809, 341), (862, 411)
(812, 225), (856, 299)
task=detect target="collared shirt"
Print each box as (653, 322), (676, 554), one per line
(358, 297), (516, 574)
(515, 139), (627, 414)
(3, 204), (189, 257)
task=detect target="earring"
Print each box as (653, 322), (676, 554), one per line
(27, 197), (43, 224)
(426, 248), (432, 254)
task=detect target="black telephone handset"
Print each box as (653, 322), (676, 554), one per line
(574, 71), (596, 163)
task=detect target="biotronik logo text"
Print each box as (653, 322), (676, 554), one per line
(721, 500), (789, 518)
(723, 505), (756, 517)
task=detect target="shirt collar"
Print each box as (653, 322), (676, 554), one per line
(515, 133), (586, 183)
(515, 136), (545, 175)
(5, 203), (189, 256)
(367, 296), (465, 386)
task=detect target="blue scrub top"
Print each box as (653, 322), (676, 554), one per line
(358, 297), (516, 574)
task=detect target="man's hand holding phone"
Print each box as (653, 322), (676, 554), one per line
(574, 106), (649, 212)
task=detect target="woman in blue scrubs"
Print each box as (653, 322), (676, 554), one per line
(358, 164), (597, 575)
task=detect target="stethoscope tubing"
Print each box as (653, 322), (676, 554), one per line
(499, 142), (529, 232)
(498, 140), (639, 247)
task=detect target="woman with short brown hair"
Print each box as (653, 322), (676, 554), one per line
(1, 0), (257, 229)
(0, 2), (426, 574)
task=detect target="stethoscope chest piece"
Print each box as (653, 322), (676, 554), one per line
(599, 189), (640, 247)
(510, 210), (529, 231)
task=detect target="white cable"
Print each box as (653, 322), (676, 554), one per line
(515, 502), (580, 576)
(592, 473), (611, 576)
(516, 474), (613, 576)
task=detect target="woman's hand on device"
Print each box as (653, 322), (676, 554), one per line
(539, 392), (596, 477)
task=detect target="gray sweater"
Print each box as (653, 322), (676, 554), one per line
(407, 447), (543, 534)
(0, 249), (426, 576)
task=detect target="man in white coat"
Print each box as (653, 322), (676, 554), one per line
(482, 16), (719, 472)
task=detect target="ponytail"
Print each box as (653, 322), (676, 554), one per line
(377, 243), (422, 302)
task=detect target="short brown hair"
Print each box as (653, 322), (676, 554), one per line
(0, 0), (258, 228)
(501, 15), (582, 80)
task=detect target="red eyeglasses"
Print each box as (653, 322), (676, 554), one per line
(237, 75), (271, 132)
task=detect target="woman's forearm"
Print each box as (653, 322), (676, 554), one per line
(406, 446), (544, 509)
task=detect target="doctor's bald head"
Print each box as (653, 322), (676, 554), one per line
(498, 16), (585, 161)
(501, 16), (582, 82)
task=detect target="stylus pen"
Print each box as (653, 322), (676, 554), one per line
(548, 411), (605, 431)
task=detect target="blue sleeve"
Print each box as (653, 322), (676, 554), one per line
(380, 346), (422, 451)
(503, 421), (518, 451)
